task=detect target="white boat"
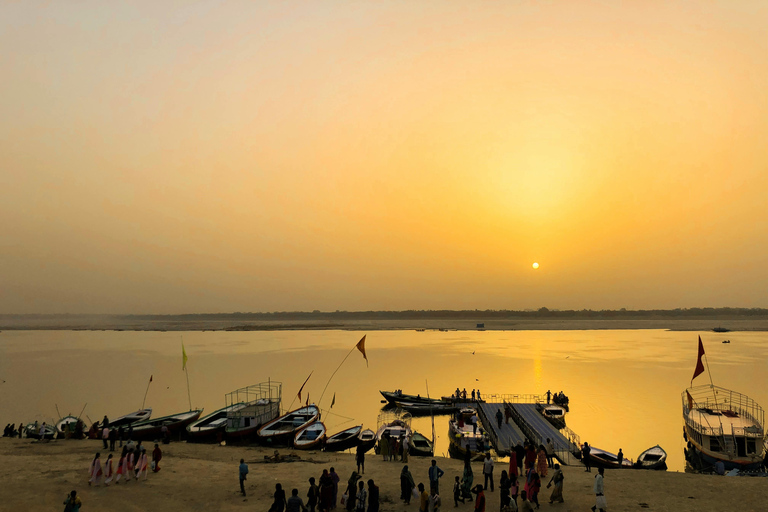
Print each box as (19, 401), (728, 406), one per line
(587, 446), (634, 469)
(257, 405), (320, 444)
(537, 404), (567, 429)
(55, 416), (84, 438)
(186, 403), (248, 441)
(224, 382), (282, 442)
(25, 423), (56, 440)
(683, 384), (765, 471)
(375, 408), (412, 441)
(294, 421), (326, 450)
(358, 428), (376, 452)
(635, 445), (668, 470)
(447, 407), (489, 461)
(111, 408), (152, 428)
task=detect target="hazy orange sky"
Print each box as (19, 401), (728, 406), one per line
(1, 1), (767, 314)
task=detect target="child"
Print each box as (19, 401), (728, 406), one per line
(453, 475), (464, 506)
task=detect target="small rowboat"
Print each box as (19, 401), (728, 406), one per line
(409, 431), (434, 457)
(55, 416), (84, 439)
(186, 403), (248, 442)
(588, 447), (633, 469)
(635, 445), (668, 470)
(324, 425), (363, 452)
(380, 391), (444, 406)
(25, 423), (56, 440)
(537, 404), (567, 429)
(110, 408), (152, 428)
(294, 421), (326, 450)
(357, 429), (376, 453)
(130, 409), (203, 441)
(257, 405), (320, 444)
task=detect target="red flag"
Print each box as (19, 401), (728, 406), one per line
(356, 335), (368, 367)
(305, 393), (309, 407)
(150, 375), (153, 382)
(330, 392), (336, 409)
(297, 371), (313, 402)
(692, 336), (705, 383)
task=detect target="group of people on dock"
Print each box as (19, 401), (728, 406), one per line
(453, 388), (483, 401)
(545, 390), (569, 408)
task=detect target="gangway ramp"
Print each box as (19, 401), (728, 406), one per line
(507, 403), (580, 465)
(475, 402), (526, 456)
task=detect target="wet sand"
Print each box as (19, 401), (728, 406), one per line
(1, 438), (765, 511)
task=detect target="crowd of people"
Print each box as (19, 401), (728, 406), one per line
(87, 440), (164, 486)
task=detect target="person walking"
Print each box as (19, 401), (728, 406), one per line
(495, 409), (503, 429)
(428, 486), (441, 512)
(367, 479), (379, 512)
(135, 447), (149, 481)
(546, 464), (564, 504)
(270, 483), (288, 512)
(330, 467), (340, 509)
(287, 488), (308, 512)
(617, 448), (624, 468)
(345, 471), (362, 511)
(499, 470), (511, 509)
(101, 425), (109, 450)
(239, 458), (249, 496)
(380, 435), (390, 462)
(63, 490), (82, 512)
(400, 465), (415, 504)
(529, 472), (541, 509)
(453, 475), (464, 506)
(418, 483), (429, 512)
(356, 445), (365, 474)
(545, 439), (555, 469)
(88, 453), (103, 486)
(471, 484), (485, 512)
(429, 459), (445, 494)
(514, 442), (525, 475)
(510, 475), (519, 509)
(152, 443), (162, 472)
(471, 413), (478, 435)
(482, 453), (494, 491)
(355, 481), (367, 512)
(582, 443), (592, 472)
(319, 470), (334, 512)
(536, 446), (548, 478)
(402, 435), (410, 463)
(103, 454), (114, 486)
(307, 477), (319, 512)
(591, 468), (606, 512)
(461, 458), (474, 502)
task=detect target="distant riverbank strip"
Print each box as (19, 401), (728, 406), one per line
(2, 308), (768, 332)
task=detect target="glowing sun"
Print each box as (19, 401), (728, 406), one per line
(532, 262), (540, 269)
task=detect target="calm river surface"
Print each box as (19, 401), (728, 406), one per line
(1, 329), (766, 471)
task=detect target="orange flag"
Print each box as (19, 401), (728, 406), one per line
(356, 335), (368, 367)
(692, 336), (705, 384)
(297, 371), (313, 402)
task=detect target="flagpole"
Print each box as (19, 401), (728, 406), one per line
(141, 376), (152, 410)
(182, 337), (192, 411)
(317, 345), (357, 408)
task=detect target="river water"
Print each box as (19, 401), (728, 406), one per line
(1, 329), (766, 471)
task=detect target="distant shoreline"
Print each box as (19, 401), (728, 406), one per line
(1, 310), (767, 332)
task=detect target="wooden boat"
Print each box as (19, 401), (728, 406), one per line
(375, 409), (412, 441)
(409, 431), (434, 457)
(712, 327), (730, 333)
(395, 401), (457, 416)
(186, 403), (249, 442)
(536, 404), (567, 429)
(55, 415), (84, 439)
(25, 423), (56, 440)
(110, 408), (152, 428)
(129, 409), (203, 441)
(683, 384), (765, 471)
(357, 428), (376, 453)
(257, 405), (320, 444)
(324, 425), (363, 452)
(224, 382), (282, 443)
(294, 421), (326, 450)
(447, 408), (489, 461)
(380, 390), (444, 406)
(587, 447), (634, 469)
(634, 445), (668, 470)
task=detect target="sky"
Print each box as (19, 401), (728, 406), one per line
(1, 1), (767, 314)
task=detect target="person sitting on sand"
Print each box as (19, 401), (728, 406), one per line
(63, 490), (82, 512)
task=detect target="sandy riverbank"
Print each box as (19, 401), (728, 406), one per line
(1, 438), (765, 512)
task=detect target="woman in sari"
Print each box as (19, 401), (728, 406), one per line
(400, 465), (415, 504)
(346, 471), (361, 511)
(460, 460), (474, 501)
(537, 445), (548, 478)
(547, 464), (564, 504)
(319, 470), (334, 512)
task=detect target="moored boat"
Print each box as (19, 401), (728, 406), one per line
(324, 425), (363, 452)
(587, 446), (634, 469)
(257, 405), (320, 444)
(110, 408), (152, 428)
(634, 445), (668, 470)
(447, 408), (489, 461)
(55, 416), (85, 439)
(682, 385), (765, 471)
(536, 403), (567, 429)
(380, 390), (444, 406)
(375, 409), (412, 441)
(409, 431), (434, 457)
(294, 421), (326, 450)
(224, 382), (282, 443)
(186, 403), (249, 442)
(357, 429), (376, 453)
(395, 401), (457, 416)
(130, 409), (203, 441)
(25, 422), (56, 440)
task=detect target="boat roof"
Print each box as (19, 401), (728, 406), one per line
(688, 408), (762, 435)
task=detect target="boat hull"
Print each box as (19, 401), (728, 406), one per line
(257, 405), (320, 445)
(380, 391), (444, 406)
(130, 410), (202, 441)
(409, 432), (434, 457)
(324, 425), (363, 452)
(294, 422), (326, 450)
(357, 429), (376, 453)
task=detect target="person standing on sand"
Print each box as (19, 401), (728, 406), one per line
(453, 475), (464, 506)
(63, 490), (82, 512)
(471, 413), (478, 435)
(582, 443), (592, 472)
(346, 471), (362, 511)
(239, 458), (248, 496)
(102, 425), (109, 450)
(152, 444), (162, 472)
(109, 427), (117, 452)
(269, 483), (287, 512)
(429, 459), (445, 494)
(356, 445), (365, 474)
(617, 448), (623, 468)
(307, 477), (319, 512)
(418, 483), (429, 512)
(401, 465), (415, 504)
(135, 447), (149, 481)
(319, 470), (334, 512)
(330, 467), (340, 509)
(546, 464), (564, 504)
(499, 470), (511, 509)
(367, 479), (379, 512)
(391, 437), (399, 462)
(508, 449), (518, 479)
(518, 490), (533, 512)
(471, 484), (485, 512)
(287, 488), (308, 512)
(88, 453), (103, 486)
(380, 435), (389, 462)
(591, 467), (606, 512)
(545, 439), (555, 468)
(402, 435), (409, 463)
(461, 459), (474, 502)
(510, 475), (519, 508)
(428, 486), (441, 512)
(355, 481), (367, 512)
(118, 425), (124, 447)
(536, 446), (547, 477)
(482, 453), (494, 491)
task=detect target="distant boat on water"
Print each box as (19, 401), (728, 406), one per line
(380, 390), (444, 407)
(712, 327), (730, 333)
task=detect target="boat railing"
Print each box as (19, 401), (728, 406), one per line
(684, 386), (764, 431)
(225, 381), (283, 423)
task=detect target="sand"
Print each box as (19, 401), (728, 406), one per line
(1, 438), (765, 512)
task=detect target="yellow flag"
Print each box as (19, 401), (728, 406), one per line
(182, 341), (188, 371)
